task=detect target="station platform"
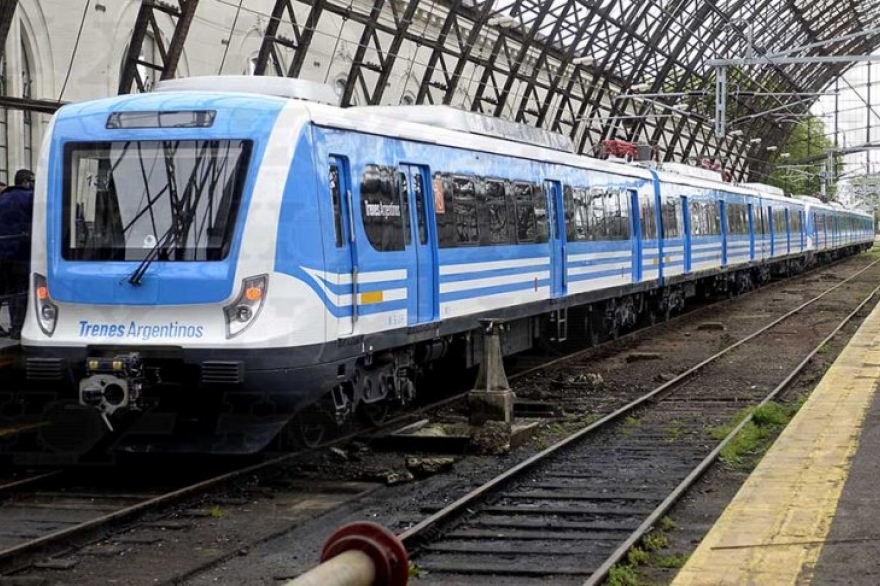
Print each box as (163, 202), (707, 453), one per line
(672, 299), (880, 585)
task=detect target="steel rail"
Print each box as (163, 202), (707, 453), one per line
(0, 470), (63, 494)
(0, 451), (304, 571)
(583, 282), (880, 585)
(398, 257), (880, 549)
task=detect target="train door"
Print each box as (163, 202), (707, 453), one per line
(681, 196), (692, 273)
(329, 156), (358, 335)
(629, 189), (642, 282)
(719, 199), (728, 266)
(399, 164), (438, 324)
(768, 207), (775, 257)
(544, 180), (567, 297)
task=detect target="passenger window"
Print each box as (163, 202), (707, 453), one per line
(329, 163), (344, 248)
(662, 196), (680, 238)
(640, 191), (656, 240)
(452, 176), (479, 245)
(513, 182), (538, 243)
(485, 180), (511, 244)
(360, 164), (404, 252)
(533, 184), (549, 243)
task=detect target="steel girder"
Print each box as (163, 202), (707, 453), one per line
(249, 0), (880, 179)
(118, 0), (200, 95)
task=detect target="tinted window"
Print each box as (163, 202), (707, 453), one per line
(726, 203), (749, 235)
(397, 172), (412, 245)
(452, 176), (479, 245)
(413, 172), (427, 245)
(662, 196), (680, 238)
(361, 164), (404, 252)
(485, 180), (511, 244)
(329, 164), (344, 248)
(513, 182), (538, 243)
(640, 191), (657, 239)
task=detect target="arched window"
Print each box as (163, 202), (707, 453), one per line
(137, 33), (158, 92)
(121, 33), (159, 92)
(21, 32), (33, 169)
(0, 54), (8, 184)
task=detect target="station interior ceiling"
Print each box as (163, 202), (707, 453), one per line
(2, 0), (880, 186)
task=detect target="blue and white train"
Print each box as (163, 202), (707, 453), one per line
(19, 77), (874, 454)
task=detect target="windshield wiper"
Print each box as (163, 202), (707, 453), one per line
(127, 211), (193, 286)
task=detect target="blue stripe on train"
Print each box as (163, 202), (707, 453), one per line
(440, 278), (551, 303)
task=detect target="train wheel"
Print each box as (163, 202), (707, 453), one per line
(286, 405), (331, 449)
(358, 401), (390, 426)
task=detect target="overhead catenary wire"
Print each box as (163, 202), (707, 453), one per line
(58, 0), (92, 102)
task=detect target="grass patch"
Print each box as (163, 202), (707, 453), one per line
(642, 531), (669, 552)
(716, 400), (802, 468)
(657, 516), (677, 532)
(627, 547), (649, 566)
(655, 553), (690, 569)
(607, 564), (641, 586)
(817, 343), (830, 354)
(664, 420), (685, 442)
(621, 415), (640, 435)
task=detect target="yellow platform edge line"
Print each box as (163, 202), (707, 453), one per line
(672, 301), (880, 586)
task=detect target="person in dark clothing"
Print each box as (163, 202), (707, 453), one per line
(0, 169), (35, 338)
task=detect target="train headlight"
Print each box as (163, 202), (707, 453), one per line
(223, 274), (267, 338)
(34, 274), (58, 336)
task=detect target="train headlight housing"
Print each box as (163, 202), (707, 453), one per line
(34, 274), (58, 336)
(223, 274), (267, 338)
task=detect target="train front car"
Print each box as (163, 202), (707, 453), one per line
(21, 85), (327, 455)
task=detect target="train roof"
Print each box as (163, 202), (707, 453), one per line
(48, 84), (878, 220)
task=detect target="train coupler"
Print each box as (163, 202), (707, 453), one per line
(78, 353), (147, 431)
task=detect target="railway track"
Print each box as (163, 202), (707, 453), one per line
(399, 258), (880, 585)
(0, 255), (875, 582)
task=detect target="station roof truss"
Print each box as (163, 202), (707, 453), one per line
(3, 0), (877, 183)
(252, 0), (880, 182)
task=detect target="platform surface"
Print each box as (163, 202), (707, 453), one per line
(672, 299), (880, 585)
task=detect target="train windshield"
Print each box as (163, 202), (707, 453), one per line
(62, 140), (252, 261)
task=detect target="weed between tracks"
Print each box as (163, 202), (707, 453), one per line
(607, 517), (681, 586)
(709, 400), (804, 469)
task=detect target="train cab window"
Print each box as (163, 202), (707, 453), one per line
(361, 164), (404, 252)
(661, 196), (680, 238)
(329, 164), (344, 248)
(63, 139), (252, 262)
(485, 180), (511, 244)
(513, 182), (538, 243)
(452, 176), (479, 245)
